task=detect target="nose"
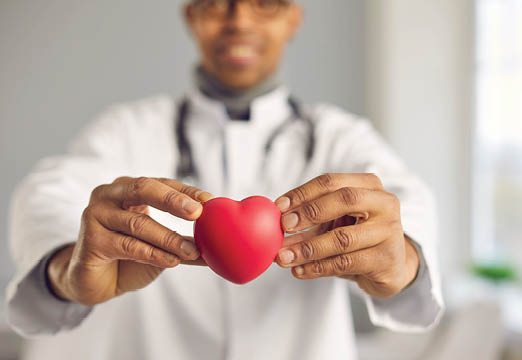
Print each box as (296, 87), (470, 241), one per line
(226, 0), (256, 28)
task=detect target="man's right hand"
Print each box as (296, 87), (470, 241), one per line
(46, 176), (212, 306)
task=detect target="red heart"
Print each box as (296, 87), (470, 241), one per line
(194, 196), (284, 284)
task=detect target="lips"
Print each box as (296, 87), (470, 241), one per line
(226, 45), (256, 58)
(215, 37), (262, 66)
(220, 44), (258, 65)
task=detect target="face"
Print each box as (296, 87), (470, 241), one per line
(184, 0), (303, 90)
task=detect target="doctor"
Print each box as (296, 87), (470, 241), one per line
(6, 0), (443, 359)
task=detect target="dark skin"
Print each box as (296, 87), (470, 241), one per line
(48, 1), (419, 306)
(184, 0), (302, 89)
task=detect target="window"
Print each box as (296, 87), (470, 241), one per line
(472, 0), (522, 276)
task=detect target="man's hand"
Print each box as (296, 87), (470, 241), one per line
(274, 173), (420, 299)
(47, 177), (211, 306)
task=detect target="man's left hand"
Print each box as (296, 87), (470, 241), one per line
(274, 173), (420, 299)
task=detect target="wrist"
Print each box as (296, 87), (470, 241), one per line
(404, 235), (420, 288)
(46, 244), (75, 302)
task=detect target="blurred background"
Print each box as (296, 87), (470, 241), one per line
(1, 0), (521, 359)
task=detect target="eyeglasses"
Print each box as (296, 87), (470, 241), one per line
(193, 0), (292, 18)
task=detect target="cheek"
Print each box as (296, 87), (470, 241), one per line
(264, 26), (290, 61)
(194, 23), (222, 55)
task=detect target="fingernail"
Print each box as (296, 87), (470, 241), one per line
(282, 212), (299, 230)
(181, 240), (199, 257)
(195, 190), (213, 202)
(182, 198), (201, 214)
(295, 266), (304, 276)
(275, 196), (290, 212)
(278, 249), (295, 264)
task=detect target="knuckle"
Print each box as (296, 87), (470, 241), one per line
(302, 202), (322, 222)
(91, 184), (107, 200)
(339, 187), (360, 206)
(162, 190), (182, 206)
(366, 173), (383, 188)
(131, 177), (151, 196)
(112, 176), (130, 184)
(317, 173), (335, 191)
(127, 214), (149, 235)
(311, 261), (324, 274)
(291, 187), (307, 204)
(119, 235), (136, 255)
(81, 206), (94, 221)
(333, 255), (353, 274)
(161, 231), (181, 251)
(160, 177), (181, 187)
(180, 184), (198, 197)
(112, 176), (129, 184)
(299, 241), (315, 260)
(333, 228), (354, 251)
(81, 206), (100, 225)
(145, 245), (156, 260)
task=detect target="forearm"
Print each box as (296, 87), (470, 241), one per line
(6, 243), (94, 336)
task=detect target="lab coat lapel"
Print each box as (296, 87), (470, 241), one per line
(184, 86), (299, 199)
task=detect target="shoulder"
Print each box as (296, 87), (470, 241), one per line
(79, 93), (175, 136)
(68, 93), (176, 153)
(92, 93), (175, 129)
(304, 101), (374, 137)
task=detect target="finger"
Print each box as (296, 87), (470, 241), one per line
(179, 238), (208, 266)
(280, 222), (332, 248)
(181, 258), (208, 266)
(111, 176), (213, 202)
(96, 206), (201, 261)
(281, 187), (395, 233)
(275, 173), (383, 212)
(290, 247), (383, 280)
(126, 204), (150, 215)
(155, 178), (214, 203)
(274, 223), (331, 263)
(276, 222), (390, 267)
(108, 232), (181, 268)
(98, 177), (206, 220)
(339, 274), (359, 282)
(274, 228), (320, 263)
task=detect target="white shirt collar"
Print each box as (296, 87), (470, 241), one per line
(185, 84), (292, 130)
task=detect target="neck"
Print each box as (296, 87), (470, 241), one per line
(195, 65), (281, 120)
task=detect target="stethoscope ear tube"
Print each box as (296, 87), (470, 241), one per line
(175, 96), (315, 181)
(175, 99), (196, 179)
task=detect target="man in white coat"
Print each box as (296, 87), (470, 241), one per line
(6, 0), (443, 359)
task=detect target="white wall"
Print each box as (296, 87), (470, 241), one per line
(363, 0), (475, 283)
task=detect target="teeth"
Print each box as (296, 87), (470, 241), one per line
(228, 46), (255, 57)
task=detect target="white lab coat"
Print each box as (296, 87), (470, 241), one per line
(6, 85), (443, 360)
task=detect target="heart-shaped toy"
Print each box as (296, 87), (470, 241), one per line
(194, 196), (284, 284)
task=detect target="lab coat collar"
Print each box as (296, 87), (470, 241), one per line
(185, 84), (292, 130)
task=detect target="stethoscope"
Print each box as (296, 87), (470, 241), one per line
(175, 96), (315, 184)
